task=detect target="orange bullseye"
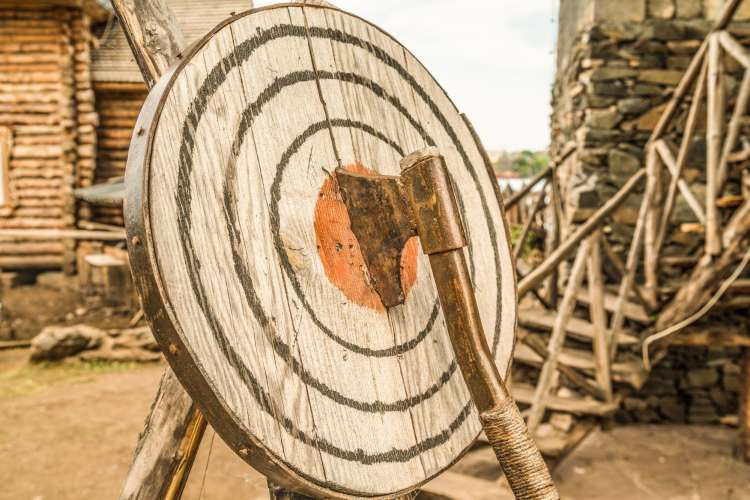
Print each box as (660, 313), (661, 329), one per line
(314, 164), (418, 313)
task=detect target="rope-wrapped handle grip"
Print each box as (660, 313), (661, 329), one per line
(480, 399), (559, 500)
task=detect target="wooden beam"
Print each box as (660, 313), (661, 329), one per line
(654, 139), (706, 224)
(651, 42), (708, 141)
(527, 240), (590, 433)
(644, 143), (663, 308)
(513, 383), (620, 417)
(110, 2), (206, 500)
(718, 30), (750, 68)
(655, 57), (709, 257)
(109, 0), (186, 87)
(739, 348), (750, 464)
(717, 66), (750, 192)
(649, 0), (742, 142)
(504, 166), (551, 211)
(706, 33), (723, 256)
(519, 332), (606, 400)
(657, 202), (750, 330)
(600, 237), (653, 313)
(518, 169), (646, 297)
(587, 231), (612, 402)
(513, 180), (547, 260)
(119, 370), (207, 500)
(0, 228), (125, 240)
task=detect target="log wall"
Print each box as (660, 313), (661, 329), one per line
(0, 5), (96, 270)
(93, 84), (146, 226)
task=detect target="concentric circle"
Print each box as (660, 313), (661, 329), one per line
(126, 4), (517, 498)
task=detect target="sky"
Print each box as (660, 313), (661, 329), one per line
(255, 0), (560, 152)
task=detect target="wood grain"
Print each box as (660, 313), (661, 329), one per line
(128, 4), (516, 497)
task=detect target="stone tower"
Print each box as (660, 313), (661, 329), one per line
(551, 0), (749, 246)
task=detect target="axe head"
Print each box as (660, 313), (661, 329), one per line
(335, 169), (417, 308)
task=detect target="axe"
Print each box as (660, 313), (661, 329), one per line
(336, 148), (558, 500)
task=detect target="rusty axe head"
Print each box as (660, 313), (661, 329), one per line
(335, 147), (465, 308)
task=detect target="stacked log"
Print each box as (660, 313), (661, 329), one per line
(0, 7), (76, 269)
(93, 84), (145, 226)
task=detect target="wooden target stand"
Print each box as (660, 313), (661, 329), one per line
(116, 2), (556, 499)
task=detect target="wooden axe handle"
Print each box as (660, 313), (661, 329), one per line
(400, 149), (558, 500)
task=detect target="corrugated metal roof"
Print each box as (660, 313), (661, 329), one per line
(74, 178), (124, 206)
(91, 0), (253, 83)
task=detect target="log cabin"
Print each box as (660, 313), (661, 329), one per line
(0, 0), (250, 274)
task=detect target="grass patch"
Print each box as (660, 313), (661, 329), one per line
(0, 359), (141, 400)
(509, 223), (538, 258)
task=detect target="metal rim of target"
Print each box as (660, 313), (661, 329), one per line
(125, 3), (517, 498)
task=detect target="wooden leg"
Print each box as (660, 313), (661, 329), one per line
(119, 370), (205, 500)
(739, 347), (750, 463)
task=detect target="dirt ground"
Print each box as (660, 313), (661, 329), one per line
(1, 348), (749, 500)
(0, 279), (135, 341)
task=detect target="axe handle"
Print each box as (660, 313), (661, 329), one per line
(401, 150), (558, 500)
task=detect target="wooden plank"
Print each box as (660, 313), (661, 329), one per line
(575, 288), (650, 324)
(512, 384), (620, 417)
(0, 228), (124, 240)
(519, 333), (606, 400)
(527, 240), (590, 433)
(513, 343), (647, 389)
(518, 309), (639, 346)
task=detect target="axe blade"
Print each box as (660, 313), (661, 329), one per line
(335, 169), (417, 308)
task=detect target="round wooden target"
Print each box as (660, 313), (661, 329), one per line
(126, 4), (516, 498)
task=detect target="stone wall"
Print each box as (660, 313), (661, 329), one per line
(551, 0), (749, 421)
(618, 345), (743, 423)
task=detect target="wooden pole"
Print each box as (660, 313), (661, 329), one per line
(609, 174), (656, 360)
(643, 143), (663, 309)
(547, 169), (563, 308)
(706, 33), (723, 257)
(513, 180), (547, 261)
(739, 348), (750, 463)
(119, 370), (207, 500)
(111, 2), (208, 500)
(654, 139), (706, 225)
(649, 0), (741, 141)
(109, 0), (186, 88)
(587, 231), (612, 402)
(518, 169), (646, 298)
(600, 237), (653, 313)
(526, 239), (591, 433)
(654, 58), (709, 256)
(504, 166), (551, 211)
(717, 64), (750, 192)
(656, 202), (750, 330)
